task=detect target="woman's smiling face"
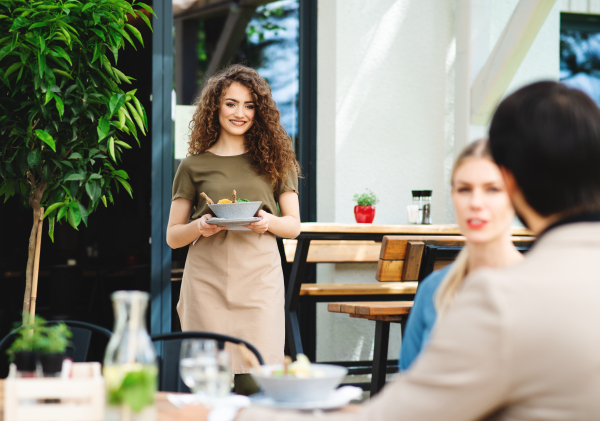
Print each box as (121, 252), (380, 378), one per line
(218, 82), (255, 137)
(451, 157), (515, 245)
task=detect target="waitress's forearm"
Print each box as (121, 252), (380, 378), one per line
(268, 215), (301, 238)
(166, 222), (199, 249)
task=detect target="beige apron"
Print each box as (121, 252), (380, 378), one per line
(177, 229), (285, 373)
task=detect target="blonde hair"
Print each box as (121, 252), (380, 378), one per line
(434, 139), (492, 315)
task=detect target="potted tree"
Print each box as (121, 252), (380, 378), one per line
(0, 0), (154, 324)
(353, 189), (379, 223)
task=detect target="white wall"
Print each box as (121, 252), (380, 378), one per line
(315, 0), (560, 363)
(469, 0), (561, 141)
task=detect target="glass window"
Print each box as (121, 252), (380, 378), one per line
(193, 0), (299, 146)
(560, 13), (600, 105)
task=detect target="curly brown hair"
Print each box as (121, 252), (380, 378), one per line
(188, 64), (300, 186)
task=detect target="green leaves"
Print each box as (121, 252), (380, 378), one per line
(109, 94), (126, 118)
(85, 180), (101, 204)
(125, 24), (144, 47)
(64, 173), (85, 182)
(51, 46), (72, 66)
(43, 202), (65, 219)
(126, 102), (145, 135)
(97, 116), (110, 141)
(0, 0), (152, 240)
(35, 129), (56, 152)
(54, 94), (64, 117)
(67, 202), (81, 230)
(27, 150), (41, 168)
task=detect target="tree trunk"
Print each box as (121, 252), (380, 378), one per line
(22, 181), (47, 325)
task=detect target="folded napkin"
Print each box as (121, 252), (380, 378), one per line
(167, 393), (251, 421)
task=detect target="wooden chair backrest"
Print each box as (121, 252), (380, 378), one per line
(376, 235), (536, 282)
(376, 236), (466, 282)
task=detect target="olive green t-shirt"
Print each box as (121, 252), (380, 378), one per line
(172, 151), (299, 220)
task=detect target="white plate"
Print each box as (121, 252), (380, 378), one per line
(206, 217), (262, 226)
(249, 386), (363, 410)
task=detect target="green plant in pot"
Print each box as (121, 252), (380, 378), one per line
(353, 189), (379, 223)
(0, 0), (154, 325)
(6, 316), (72, 377)
(38, 322), (72, 376)
(6, 315), (44, 376)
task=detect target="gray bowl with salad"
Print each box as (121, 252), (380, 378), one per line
(250, 355), (348, 402)
(208, 200), (262, 219)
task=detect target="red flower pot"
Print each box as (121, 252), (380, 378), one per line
(354, 205), (376, 223)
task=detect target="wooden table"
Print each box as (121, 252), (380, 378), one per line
(328, 302), (413, 396)
(0, 380), (359, 421)
(284, 223), (532, 358)
(0, 379), (203, 421)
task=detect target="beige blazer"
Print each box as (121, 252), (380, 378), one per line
(238, 222), (600, 421)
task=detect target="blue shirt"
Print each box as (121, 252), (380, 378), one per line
(399, 265), (452, 371)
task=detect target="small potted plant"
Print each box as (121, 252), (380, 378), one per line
(6, 316), (72, 377)
(39, 323), (72, 377)
(353, 189), (379, 223)
(6, 316), (46, 377)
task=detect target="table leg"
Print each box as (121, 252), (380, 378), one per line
(284, 238), (311, 359)
(286, 309), (303, 358)
(371, 320), (390, 396)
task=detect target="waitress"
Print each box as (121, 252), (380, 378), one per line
(166, 65), (301, 395)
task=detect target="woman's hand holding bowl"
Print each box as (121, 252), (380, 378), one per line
(197, 214), (226, 237)
(244, 209), (270, 234)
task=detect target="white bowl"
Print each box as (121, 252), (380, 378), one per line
(208, 201), (261, 219)
(250, 364), (348, 402)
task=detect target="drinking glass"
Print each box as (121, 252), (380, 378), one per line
(179, 339), (218, 396)
(215, 349), (232, 398)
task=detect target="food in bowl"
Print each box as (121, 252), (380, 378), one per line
(250, 354), (348, 402)
(202, 190), (250, 205)
(201, 191), (261, 219)
(269, 354), (324, 378)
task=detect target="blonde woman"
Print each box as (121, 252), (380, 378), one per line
(400, 139), (523, 370)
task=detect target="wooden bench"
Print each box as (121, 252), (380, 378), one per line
(328, 302), (413, 396)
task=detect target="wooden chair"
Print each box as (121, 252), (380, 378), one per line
(328, 234), (535, 395)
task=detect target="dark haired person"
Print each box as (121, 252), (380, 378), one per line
(187, 81), (600, 420)
(166, 65), (301, 395)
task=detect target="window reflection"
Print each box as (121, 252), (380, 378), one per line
(560, 14), (600, 104)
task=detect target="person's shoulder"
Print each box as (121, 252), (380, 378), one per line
(178, 153), (212, 169)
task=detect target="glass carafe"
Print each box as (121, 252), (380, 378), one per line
(104, 291), (158, 421)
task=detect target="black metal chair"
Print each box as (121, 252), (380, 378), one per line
(0, 320), (112, 378)
(151, 331), (264, 393)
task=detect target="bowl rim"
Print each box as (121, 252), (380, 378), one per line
(208, 201), (262, 206)
(250, 363), (348, 379)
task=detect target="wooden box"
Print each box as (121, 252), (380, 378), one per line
(4, 362), (105, 421)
